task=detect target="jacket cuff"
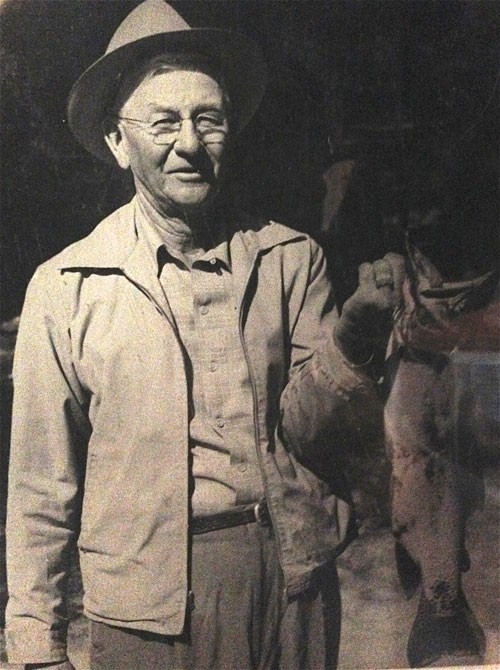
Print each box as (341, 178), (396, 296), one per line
(317, 332), (378, 397)
(6, 622), (68, 665)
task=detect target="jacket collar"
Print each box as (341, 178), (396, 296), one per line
(56, 200), (140, 271)
(56, 198), (305, 272)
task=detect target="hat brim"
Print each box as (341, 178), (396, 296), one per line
(67, 28), (267, 164)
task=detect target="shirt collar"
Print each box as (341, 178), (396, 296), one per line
(54, 197), (305, 272)
(135, 196), (231, 275)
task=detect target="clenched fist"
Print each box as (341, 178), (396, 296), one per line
(336, 252), (405, 367)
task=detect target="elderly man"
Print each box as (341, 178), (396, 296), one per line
(5, 1), (404, 668)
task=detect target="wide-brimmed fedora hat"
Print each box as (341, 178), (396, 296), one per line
(67, 0), (267, 164)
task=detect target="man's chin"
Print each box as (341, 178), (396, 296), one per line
(167, 187), (217, 213)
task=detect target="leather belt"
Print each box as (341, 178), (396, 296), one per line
(191, 500), (271, 535)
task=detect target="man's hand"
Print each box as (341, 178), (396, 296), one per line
(336, 253), (405, 366)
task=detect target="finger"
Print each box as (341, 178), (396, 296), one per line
(358, 262), (373, 286)
(372, 259), (394, 288)
(383, 252), (406, 291)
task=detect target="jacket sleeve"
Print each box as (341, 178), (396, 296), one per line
(5, 266), (91, 664)
(279, 239), (382, 468)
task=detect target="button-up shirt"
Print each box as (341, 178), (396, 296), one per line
(135, 198), (264, 514)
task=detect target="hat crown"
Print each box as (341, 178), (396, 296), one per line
(106, 0), (191, 54)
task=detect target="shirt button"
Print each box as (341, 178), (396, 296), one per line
(200, 305), (209, 315)
(216, 417), (225, 428)
(238, 463), (247, 472)
(209, 362), (217, 372)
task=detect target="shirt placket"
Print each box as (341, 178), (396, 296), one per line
(192, 260), (231, 432)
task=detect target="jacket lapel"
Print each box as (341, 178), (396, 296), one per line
(230, 219), (306, 314)
(121, 238), (177, 327)
(57, 199), (177, 328)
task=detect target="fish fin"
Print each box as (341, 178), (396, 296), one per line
(407, 588), (485, 668)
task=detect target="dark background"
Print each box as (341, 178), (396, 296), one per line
(0, 0), (499, 650)
(1, 0), (499, 321)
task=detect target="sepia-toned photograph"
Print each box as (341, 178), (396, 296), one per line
(0, 1), (498, 668)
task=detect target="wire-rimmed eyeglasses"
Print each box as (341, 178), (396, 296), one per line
(112, 112), (229, 145)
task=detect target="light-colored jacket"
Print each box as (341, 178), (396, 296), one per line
(6, 200), (376, 662)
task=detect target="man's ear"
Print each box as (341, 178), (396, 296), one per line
(104, 124), (131, 170)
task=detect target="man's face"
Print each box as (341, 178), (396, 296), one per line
(109, 69), (230, 217)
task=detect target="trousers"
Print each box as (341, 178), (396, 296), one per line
(89, 522), (341, 669)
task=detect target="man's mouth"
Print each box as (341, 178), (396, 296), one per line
(169, 168), (205, 182)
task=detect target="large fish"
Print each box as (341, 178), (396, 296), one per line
(385, 238), (498, 667)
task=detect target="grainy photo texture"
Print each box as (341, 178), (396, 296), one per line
(0, 1), (498, 669)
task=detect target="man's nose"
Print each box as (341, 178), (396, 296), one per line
(173, 118), (201, 154)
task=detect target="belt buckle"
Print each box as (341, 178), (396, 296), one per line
(254, 501), (270, 525)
